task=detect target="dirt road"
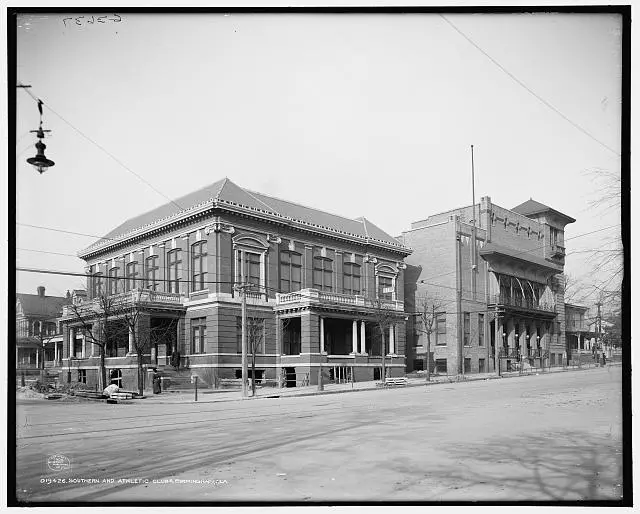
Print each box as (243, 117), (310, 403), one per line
(15, 366), (623, 503)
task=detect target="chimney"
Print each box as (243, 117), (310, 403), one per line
(37, 286), (45, 298)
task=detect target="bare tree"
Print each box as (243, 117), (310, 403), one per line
(370, 298), (397, 382)
(66, 294), (119, 391)
(414, 293), (447, 382)
(583, 167), (623, 307)
(247, 316), (265, 396)
(116, 306), (178, 396)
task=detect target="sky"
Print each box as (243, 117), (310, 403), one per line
(14, 10), (624, 306)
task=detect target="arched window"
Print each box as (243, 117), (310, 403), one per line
(191, 241), (207, 291)
(280, 251), (302, 293)
(313, 257), (333, 292)
(167, 249), (182, 294)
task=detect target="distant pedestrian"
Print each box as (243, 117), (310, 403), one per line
(152, 368), (162, 394)
(602, 352), (607, 366)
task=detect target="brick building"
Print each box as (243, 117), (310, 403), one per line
(59, 178), (411, 390)
(400, 197), (575, 375)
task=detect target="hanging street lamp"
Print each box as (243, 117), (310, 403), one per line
(26, 99), (55, 174)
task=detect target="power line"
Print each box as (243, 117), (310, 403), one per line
(17, 222), (115, 241)
(439, 15), (621, 157)
(17, 83), (185, 211)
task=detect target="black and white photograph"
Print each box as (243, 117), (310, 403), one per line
(8, 4), (630, 507)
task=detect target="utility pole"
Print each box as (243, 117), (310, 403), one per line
(470, 145), (477, 301)
(494, 305), (501, 377)
(234, 283), (249, 398)
(456, 228), (464, 378)
(596, 301), (602, 360)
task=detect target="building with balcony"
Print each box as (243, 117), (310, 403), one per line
(564, 303), (597, 362)
(59, 178), (412, 390)
(400, 197), (575, 375)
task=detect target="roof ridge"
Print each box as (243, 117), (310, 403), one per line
(214, 177), (230, 201)
(235, 184), (278, 212)
(246, 188), (362, 224)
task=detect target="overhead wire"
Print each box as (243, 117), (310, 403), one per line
(439, 15), (621, 157)
(17, 82), (185, 212)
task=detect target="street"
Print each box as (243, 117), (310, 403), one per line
(15, 366), (623, 503)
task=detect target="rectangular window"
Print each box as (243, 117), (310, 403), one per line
(478, 313), (484, 347)
(94, 272), (104, 297)
(78, 369), (87, 384)
(378, 275), (394, 300)
(463, 312), (471, 346)
(343, 260), (361, 295)
(435, 359), (448, 374)
(238, 252), (261, 288)
(280, 251), (302, 293)
(413, 359), (424, 371)
(145, 256), (160, 291)
(192, 242), (208, 291)
(167, 249), (182, 294)
(73, 338), (83, 357)
(125, 262), (139, 291)
(464, 358), (471, 373)
(313, 257), (333, 292)
(191, 317), (206, 354)
(435, 313), (446, 345)
(108, 267), (120, 295)
(479, 358), (486, 373)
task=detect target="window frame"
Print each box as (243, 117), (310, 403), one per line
(191, 241), (208, 292)
(478, 313), (485, 347)
(312, 256), (333, 292)
(125, 261), (139, 291)
(167, 249), (182, 294)
(463, 312), (471, 346)
(435, 312), (447, 345)
(190, 317), (207, 354)
(280, 250), (302, 293)
(108, 267), (120, 295)
(342, 260), (361, 295)
(145, 255), (160, 291)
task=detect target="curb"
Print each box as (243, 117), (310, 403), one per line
(128, 363), (619, 405)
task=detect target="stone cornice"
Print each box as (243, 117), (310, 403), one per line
(79, 200), (412, 260)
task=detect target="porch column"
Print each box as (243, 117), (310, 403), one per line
(507, 318), (515, 354)
(360, 321), (366, 354)
(352, 320), (358, 354)
(128, 324), (135, 354)
(54, 341), (59, 363)
(81, 333), (86, 358)
(531, 325), (536, 356)
(69, 327), (76, 358)
(90, 336), (95, 357)
(320, 317), (325, 353)
(35, 348), (39, 368)
(389, 324), (395, 355)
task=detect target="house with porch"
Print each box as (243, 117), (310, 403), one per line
(58, 178), (412, 390)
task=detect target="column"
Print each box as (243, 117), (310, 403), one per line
(360, 321), (366, 354)
(507, 318), (515, 354)
(81, 333), (86, 359)
(69, 327), (76, 358)
(531, 325), (538, 357)
(35, 348), (39, 368)
(389, 324), (395, 355)
(352, 320), (358, 354)
(128, 324), (135, 354)
(320, 317), (325, 354)
(54, 341), (59, 363)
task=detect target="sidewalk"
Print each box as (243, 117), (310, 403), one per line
(131, 362), (621, 405)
